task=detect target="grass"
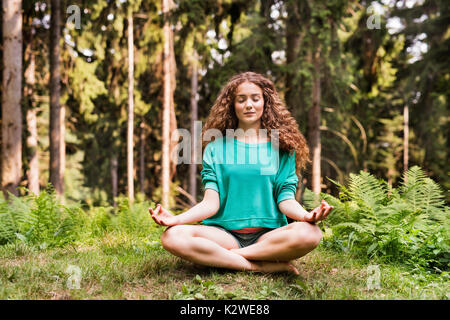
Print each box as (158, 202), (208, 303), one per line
(0, 228), (448, 300)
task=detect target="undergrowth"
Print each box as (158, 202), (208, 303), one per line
(303, 166), (449, 272)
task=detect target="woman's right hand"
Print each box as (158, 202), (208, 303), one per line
(149, 204), (179, 226)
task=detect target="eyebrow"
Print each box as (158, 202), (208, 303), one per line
(236, 93), (261, 97)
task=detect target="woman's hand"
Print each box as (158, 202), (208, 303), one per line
(303, 200), (334, 224)
(149, 204), (179, 226)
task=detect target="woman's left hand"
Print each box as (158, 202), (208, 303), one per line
(303, 200), (334, 223)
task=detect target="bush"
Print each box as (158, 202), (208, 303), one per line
(0, 186), (87, 248)
(303, 166), (450, 271)
(111, 196), (157, 237)
(0, 188), (161, 247)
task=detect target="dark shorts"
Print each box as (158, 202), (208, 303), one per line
(210, 225), (274, 248)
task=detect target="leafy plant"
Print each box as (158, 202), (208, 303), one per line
(111, 196), (157, 236)
(304, 166), (449, 270)
(0, 186), (87, 248)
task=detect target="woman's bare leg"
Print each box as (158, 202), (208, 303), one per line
(161, 225), (298, 273)
(230, 222), (322, 262)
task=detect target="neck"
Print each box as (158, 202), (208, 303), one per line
(236, 121), (266, 142)
(237, 121), (261, 133)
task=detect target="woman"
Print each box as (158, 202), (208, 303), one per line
(150, 71), (333, 274)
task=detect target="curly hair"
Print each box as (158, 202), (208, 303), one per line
(201, 71), (310, 175)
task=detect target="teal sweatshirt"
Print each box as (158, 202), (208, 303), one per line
(200, 136), (298, 230)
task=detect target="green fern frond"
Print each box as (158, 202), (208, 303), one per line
(348, 171), (388, 211)
(400, 166), (445, 215)
(334, 222), (372, 235)
(301, 188), (321, 210)
(0, 193), (32, 244)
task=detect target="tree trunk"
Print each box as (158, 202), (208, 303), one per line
(308, 44), (322, 194)
(139, 119), (146, 194)
(403, 104), (409, 177)
(25, 24), (39, 194)
(161, 0), (172, 208)
(169, 6), (178, 182)
(111, 156), (118, 207)
(189, 50), (199, 205)
(1, 0), (23, 197)
(285, 0), (303, 118)
(49, 0), (65, 197)
(127, 9), (135, 203)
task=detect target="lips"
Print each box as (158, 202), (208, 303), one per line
(244, 112), (256, 115)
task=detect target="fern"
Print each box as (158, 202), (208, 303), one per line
(113, 197), (156, 236)
(0, 187), (88, 248)
(0, 201), (18, 244)
(347, 171), (388, 212)
(321, 167), (449, 270)
(0, 193), (31, 244)
(400, 166), (445, 215)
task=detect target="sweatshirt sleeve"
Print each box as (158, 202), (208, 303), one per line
(200, 142), (219, 193)
(275, 151), (298, 205)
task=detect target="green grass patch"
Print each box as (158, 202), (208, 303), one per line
(0, 231), (447, 300)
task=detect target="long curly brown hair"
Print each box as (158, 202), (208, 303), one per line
(201, 71), (310, 175)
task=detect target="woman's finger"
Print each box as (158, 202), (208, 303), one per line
(311, 209), (318, 221)
(318, 207), (329, 221)
(323, 206), (334, 219)
(316, 203), (326, 221)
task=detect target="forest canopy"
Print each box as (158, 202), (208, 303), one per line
(0, 0), (448, 208)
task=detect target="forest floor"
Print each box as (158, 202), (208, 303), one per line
(0, 229), (448, 300)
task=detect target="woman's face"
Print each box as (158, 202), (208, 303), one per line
(234, 82), (265, 129)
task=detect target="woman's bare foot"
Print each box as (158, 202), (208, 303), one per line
(251, 261), (299, 275)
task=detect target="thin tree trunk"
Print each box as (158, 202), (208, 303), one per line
(139, 119), (145, 194)
(111, 156), (118, 207)
(25, 24), (39, 194)
(169, 7), (178, 182)
(1, 0), (23, 197)
(161, 0), (172, 208)
(285, 0), (303, 118)
(127, 9), (135, 203)
(403, 104), (409, 177)
(189, 50), (199, 205)
(26, 108), (39, 194)
(49, 0), (65, 197)
(308, 44), (322, 194)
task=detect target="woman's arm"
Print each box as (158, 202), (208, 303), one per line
(278, 199), (334, 223)
(175, 189), (220, 224)
(278, 199), (308, 221)
(150, 189), (220, 226)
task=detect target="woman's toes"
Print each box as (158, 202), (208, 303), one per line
(288, 263), (299, 275)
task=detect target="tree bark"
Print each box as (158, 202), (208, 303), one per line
(127, 9), (135, 203)
(25, 23), (39, 195)
(49, 0), (65, 197)
(169, 5), (178, 182)
(403, 104), (409, 176)
(1, 0), (23, 197)
(111, 156), (118, 207)
(285, 0), (303, 118)
(189, 50), (199, 205)
(161, 0), (173, 208)
(308, 44), (322, 194)
(139, 119), (146, 194)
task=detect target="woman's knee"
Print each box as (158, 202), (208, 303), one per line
(289, 222), (322, 250)
(161, 225), (191, 252)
